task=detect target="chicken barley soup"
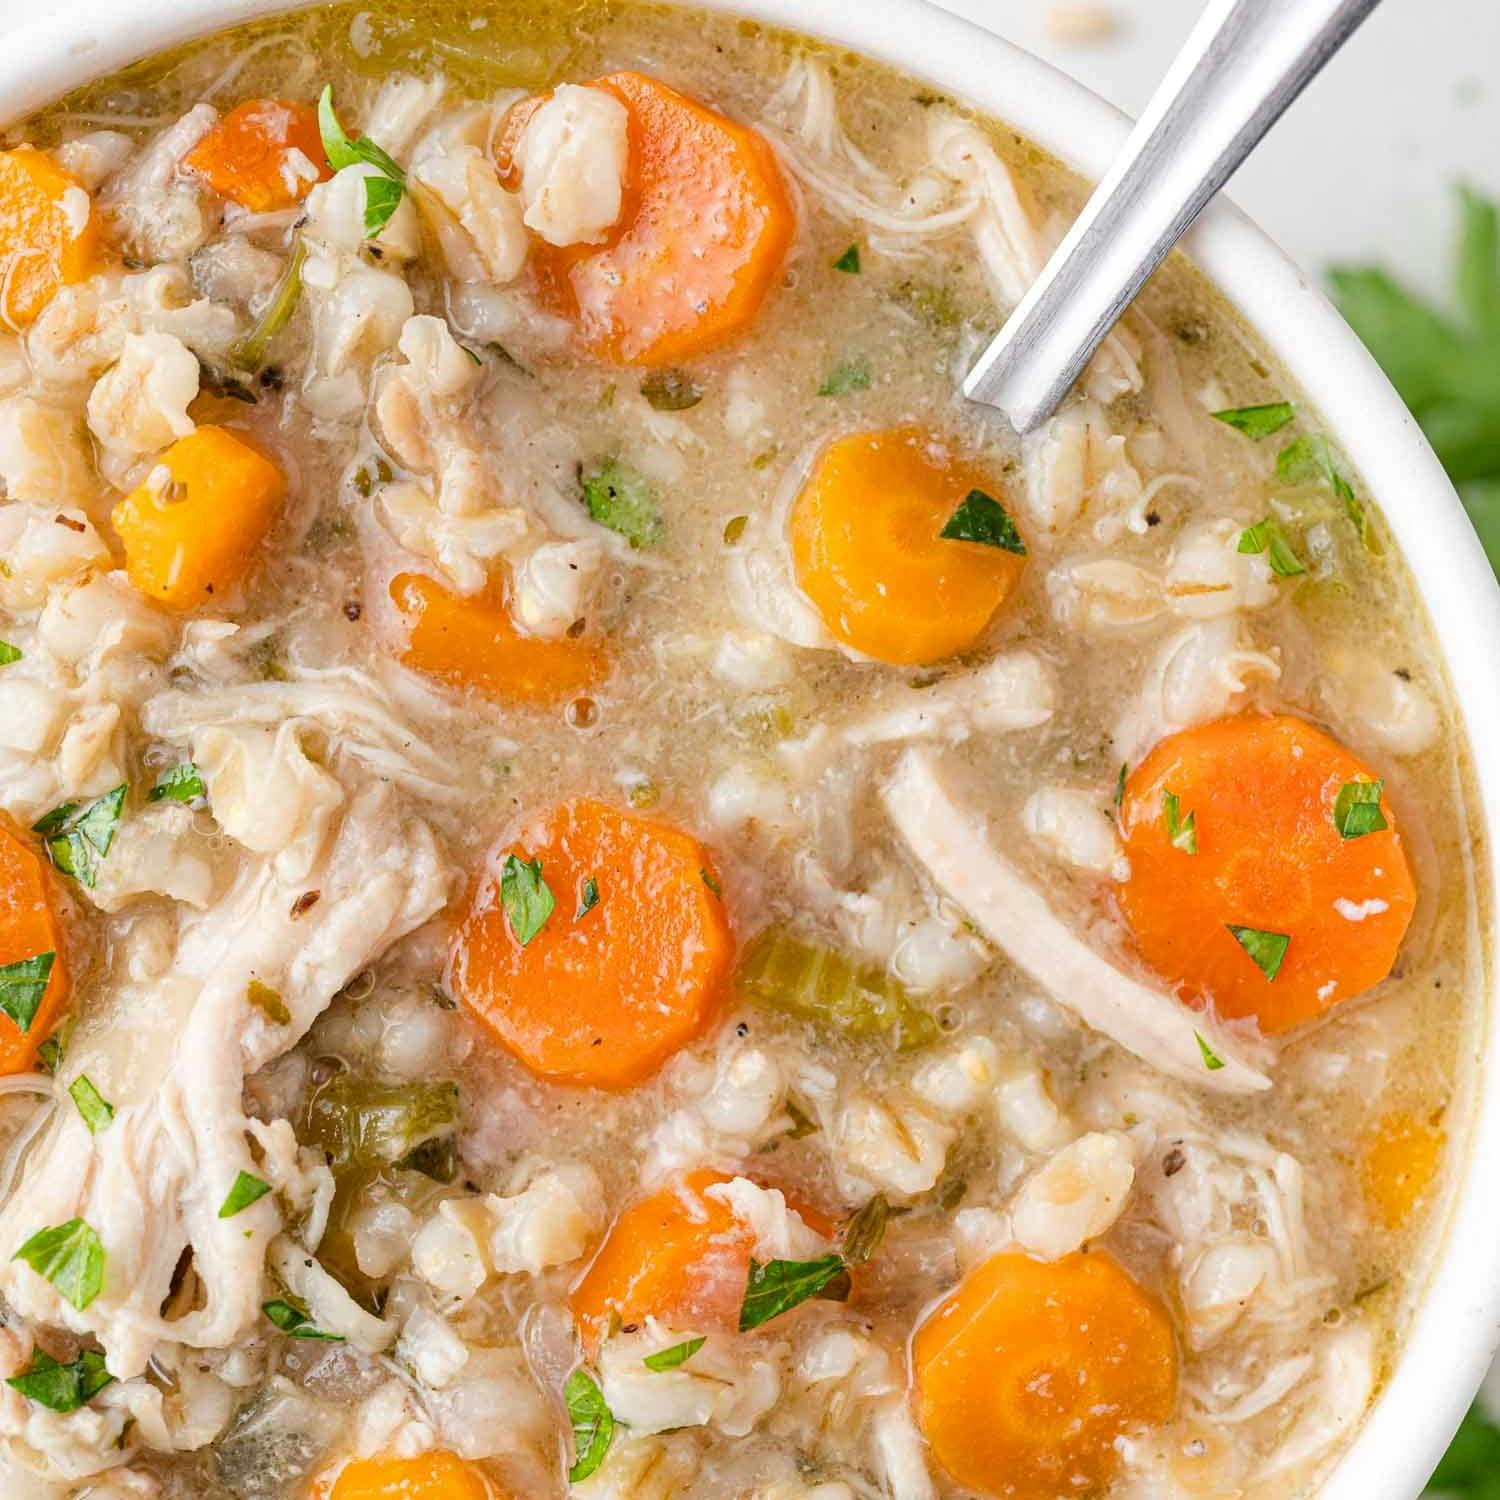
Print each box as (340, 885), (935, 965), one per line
(0, 3), (1486, 1498)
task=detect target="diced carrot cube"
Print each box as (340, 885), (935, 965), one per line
(0, 146), (101, 328)
(183, 100), (331, 213)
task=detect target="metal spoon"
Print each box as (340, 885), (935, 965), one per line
(964, 0), (1383, 433)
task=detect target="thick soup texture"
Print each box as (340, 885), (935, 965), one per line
(0, 4), (1484, 1499)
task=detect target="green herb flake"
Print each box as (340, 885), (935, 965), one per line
(1237, 516), (1307, 578)
(1226, 924), (1291, 983)
(739, 1253), (849, 1330)
(576, 876), (600, 920)
(1275, 435), (1378, 551)
(231, 238), (307, 372)
(1194, 1031), (1226, 1072)
(246, 978), (290, 1026)
(841, 1194), (889, 1266)
(0, 641), (21, 666)
(700, 868), (723, 899)
(1114, 763), (1129, 810)
(564, 1368), (615, 1483)
(817, 358), (872, 397)
(643, 1336), (707, 1372)
(32, 785), (126, 889)
(723, 514), (749, 545)
(218, 1171), (272, 1219)
(13, 1219), (105, 1311)
(833, 243), (861, 274)
(316, 86), (407, 240)
(36, 1037), (61, 1075)
(939, 488), (1027, 555)
(6, 1348), (113, 1413)
(262, 1296), (344, 1341)
(640, 369), (703, 411)
(67, 1075), (113, 1135)
(1333, 779), (1389, 840)
(500, 855), (555, 946)
(581, 459), (664, 548)
(147, 761), (206, 805)
(0, 951), (55, 1036)
(1162, 789), (1198, 854)
(1210, 401), (1295, 440)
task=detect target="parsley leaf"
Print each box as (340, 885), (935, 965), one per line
(939, 489), (1027, 554)
(1194, 1031), (1226, 1071)
(581, 459), (664, 548)
(232, 238), (306, 372)
(316, 86), (407, 239)
(564, 1368), (615, 1482)
(1237, 515), (1307, 577)
(1211, 401), (1295, 440)
(576, 876), (600, 920)
(833, 243), (861, 274)
(700, 867), (723, 899)
(640, 369), (703, 411)
(147, 761), (206, 805)
(6, 1348), (113, 1413)
(1226, 924), (1291, 983)
(1114, 763), (1128, 810)
(219, 1171), (273, 1219)
(1334, 778), (1389, 839)
(262, 1296), (343, 1341)
(739, 1254), (849, 1330)
(32, 785), (126, 889)
(817, 358), (871, 397)
(67, 1075), (113, 1134)
(13, 1219), (105, 1311)
(0, 952), (55, 1035)
(1162, 789), (1198, 854)
(643, 1336), (706, 1371)
(500, 855), (555, 946)
(1276, 435), (1378, 551)
(841, 1193), (889, 1266)
(0, 641), (20, 665)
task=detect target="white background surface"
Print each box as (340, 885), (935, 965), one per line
(1, 0), (1495, 299)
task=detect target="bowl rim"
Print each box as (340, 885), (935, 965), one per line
(4, 0), (1500, 1494)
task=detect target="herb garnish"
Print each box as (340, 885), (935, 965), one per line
(231, 238), (307, 372)
(581, 459), (664, 548)
(1194, 1031), (1226, 1072)
(940, 489), (1027, 554)
(1275, 434), (1377, 551)
(841, 1193), (889, 1266)
(147, 761), (206, 805)
(817, 358), (872, 397)
(1162, 790), (1198, 854)
(833, 243), (861, 274)
(13, 1218), (105, 1311)
(219, 1171), (273, 1219)
(739, 1253), (850, 1330)
(68, 1075), (113, 1134)
(700, 868), (723, 899)
(0, 642), (20, 665)
(316, 86), (407, 238)
(1237, 515), (1307, 577)
(564, 1367), (615, 1482)
(6, 1349), (113, 1413)
(1211, 401), (1295, 440)
(641, 369), (703, 411)
(1333, 778), (1389, 840)
(33, 785), (126, 889)
(1114, 763), (1128, 810)
(501, 855), (555, 946)
(262, 1296), (343, 1341)
(0, 952), (55, 1035)
(643, 1336), (707, 1371)
(1226, 924), (1291, 982)
(576, 876), (600, 920)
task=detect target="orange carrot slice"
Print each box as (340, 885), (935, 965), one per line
(183, 100), (331, 214)
(1361, 1109), (1445, 1229)
(913, 1251), (1178, 1500)
(111, 425), (285, 611)
(0, 821), (69, 1076)
(506, 72), (794, 365)
(789, 426), (1027, 665)
(312, 1451), (496, 1500)
(388, 572), (606, 707)
(1118, 714), (1416, 1034)
(448, 799), (731, 1088)
(0, 146), (101, 328)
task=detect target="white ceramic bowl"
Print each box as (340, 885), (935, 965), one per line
(4, 1), (1499, 1494)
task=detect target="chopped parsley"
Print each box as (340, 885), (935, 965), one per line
(643, 1336), (706, 1371)
(36, 1036), (61, 1075)
(219, 1171), (273, 1219)
(817, 358), (872, 397)
(832, 243), (861, 274)
(564, 1367), (615, 1482)
(13, 1218), (105, 1311)
(1275, 434), (1376, 551)
(32, 785), (126, 889)
(700, 868), (723, 899)
(1162, 790), (1198, 854)
(0, 951), (55, 1035)
(1210, 401), (1295, 440)
(1114, 763), (1128, 810)
(1226, 924), (1291, 983)
(500, 855), (555, 946)
(0, 641), (20, 665)
(939, 489), (1027, 554)
(640, 369), (703, 411)
(262, 1296), (343, 1341)
(147, 761), (206, 805)
(316, 85), (407, 238)
(840, 1193), (889, 1266)
(576, 876), (600, 920)
(1194, 1031), (1226, 1071)
(1237, 515), (1307, 577)
(581, 459), (664, 548)
(6, 1348), (113, 1413)
(231, 238), (307, 372)
(739, 1253), (850, 1331)
(67, 1075), (113, 1135)
(1334, 778), (1389, 839)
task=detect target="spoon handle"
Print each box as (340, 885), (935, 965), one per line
(963, 0), (1382, 433)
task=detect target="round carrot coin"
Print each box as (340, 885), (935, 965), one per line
(789, 427), (1026, 665)
(1118, 714), (1417, 1034)
(0, 820), (69, 1075)
(913, 1251), (1178, 1500)
(448, 799), (731, 1088)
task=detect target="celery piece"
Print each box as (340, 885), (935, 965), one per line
(299, 1074), (458, 1172)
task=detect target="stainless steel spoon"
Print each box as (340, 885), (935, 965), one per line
(963, 0), (1383, 433)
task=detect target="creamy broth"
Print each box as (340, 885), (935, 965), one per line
(0, 5), (1485, 1500)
